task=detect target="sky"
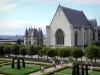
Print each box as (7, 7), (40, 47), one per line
(0, 0), (100, 35)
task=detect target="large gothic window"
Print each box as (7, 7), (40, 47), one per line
(75, 31), (78, 46)
(55, 29), (64, 45)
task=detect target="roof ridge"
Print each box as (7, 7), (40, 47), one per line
(61, 5), (81, 12)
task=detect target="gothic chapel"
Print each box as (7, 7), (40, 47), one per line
(46, 4), (98, 48)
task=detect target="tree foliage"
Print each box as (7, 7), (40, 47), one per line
(11, 44), (20, 55)
(58, 48), (70, 58)
(85, 44), (99, 63)
(4, 45), (11, 55)
(46, 48), (56, 57)
(72, 47), (83, 60)
(0, 45), (5, 55)
(28, 45), (36, 56)
(17, 39), (21, 44)
(38, 50), (44, 57)
(19, 47), (27, 56)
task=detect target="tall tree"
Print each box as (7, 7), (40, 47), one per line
(85, 44), (99, 63)
(17, 39), (21, 45)
(46, 48), (56, 58)
(58, 48), (70, 59)
(19, 47), (27, 57)
(11, 44), (20, 56)
(4, 45), (11, 57)
(0, 45), (5, 56)
(72, 47), (83, 61)
(28, 45), (36, 59)
(38, 50), (44, 59)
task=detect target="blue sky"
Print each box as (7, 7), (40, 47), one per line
(0, 0), (100, 35)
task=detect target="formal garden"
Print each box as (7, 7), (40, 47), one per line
(0, 41), (100, 75)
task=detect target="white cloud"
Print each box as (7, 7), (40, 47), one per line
(19, 0), (100, 4)
(0, 0), (17, 11)
(0, 20), (48, 35)
(71, 0), (100, 4)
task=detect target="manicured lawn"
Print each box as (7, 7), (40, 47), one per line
(53, 68), (100, 75)
(0, 63), (41, 75)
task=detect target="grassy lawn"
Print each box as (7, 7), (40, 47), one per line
(53, 68), (100, 75)
(0, 63), (42, 75)
(0, 59), (11, 64)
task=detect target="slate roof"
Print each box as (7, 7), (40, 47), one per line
(60, 6), (90, 28)
(88, 19), (97, 27)
(25, 28), (43, 38)
(25, 29), (28, 37)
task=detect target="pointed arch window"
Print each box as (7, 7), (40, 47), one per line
(55, 29), (64, 45)
(75, 30), (78, 46)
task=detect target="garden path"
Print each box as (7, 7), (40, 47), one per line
(28, 65), (62, 75)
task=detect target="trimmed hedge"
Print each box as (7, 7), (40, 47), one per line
(92, 68), (100, 72)
(42, 66), (100, 75)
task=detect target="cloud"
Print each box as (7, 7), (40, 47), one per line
(0, 20), (48, 35)
(19, 0), (100, 4)
(0, 0), (17, 11)
(71, 0), (100, 4)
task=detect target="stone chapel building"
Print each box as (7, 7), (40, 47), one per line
(46, 4), (99, 48)
(24, 27), (43, 46)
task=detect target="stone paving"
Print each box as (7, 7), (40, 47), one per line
(28, 65), (62, 75)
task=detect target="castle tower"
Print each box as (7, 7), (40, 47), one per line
(24, 27), (43, 46)
(38, 28), (43, 46)
(24, 28), (28, 45)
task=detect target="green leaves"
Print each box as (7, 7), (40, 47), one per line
(46, 48), (56, 57)
(19, 47), (27, 56)
(72, 47), (83, 60)
(11, 44), (20, 55)
(58, 48), (70, 58)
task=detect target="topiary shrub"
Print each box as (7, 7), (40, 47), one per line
(86, 65), (88, 75)
(72, 65), (76, 75)
(81, 64), (84, 75)
(17, 58), (20, 69)
(76, 65), (79, 75)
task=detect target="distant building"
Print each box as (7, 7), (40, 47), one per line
(0, 38), (17, 44)
(24, 27), (43, 46)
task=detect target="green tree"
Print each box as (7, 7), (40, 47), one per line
(91, 45), (99, 63)
(4, 45), (11, 57)
(91, 41), (100, 46)
(0, 45), (5, 56)
(38, 50), (44, 59)
(58, 48), (70, 59)
(28, 45), (36, 59)
(46, 48), (56, 58)
(72, 47), (83, 60)
(85, 44), (99, 63)
(11, 44), (20, 56)
(42, 47), (49, 59)
(17, 39), (21, 44)
(19, 47), (27, 57)
(34, 46), (42, 59)
(54, 48), (59, 59)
